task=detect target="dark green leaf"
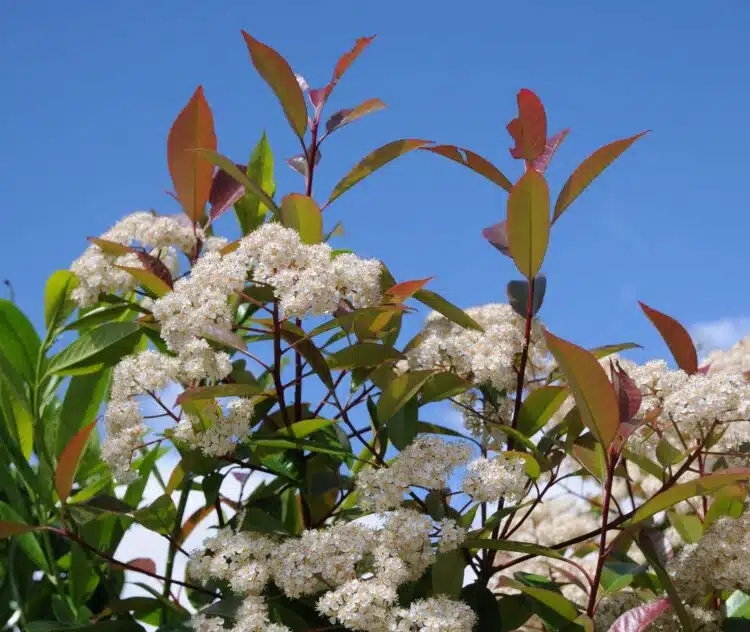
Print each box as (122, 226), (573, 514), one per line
(432, 549), (465, 598)
(47, 322), (142, 376)
(0, 299), (41, 383)
(413, 289), (484, 331)
(420, 372), (472, 404)
(327, 342), (404, 370)
(387, 397), (419, 450)
(517, 385), (568, 437)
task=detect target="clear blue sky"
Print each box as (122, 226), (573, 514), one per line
(2, 1), (749, 361)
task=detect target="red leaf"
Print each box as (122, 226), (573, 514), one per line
(0, 521), (43, 539)
(209, 163), (247, 220)
(553, 131), (648, 223)
(386, 278), (434, 302)
(507, 89), (548, 162)
(56, 421), (97, 504)
(610, 360), (642, 423)
(175, 505), (215, 550)
(322, 36), (376, 103)
(607, 598), (671, 632)
(482, 221), (511, 256)
(638, 302), (698, 375)
(325, 98), (387, 135)
(242, 31), (308, 140)
(422, 145), (512, 192)
(125, 558), (157, 574)
(531, 129), (569, 174)
(135, 252), (174, 289)
(167, 87), (217, 224)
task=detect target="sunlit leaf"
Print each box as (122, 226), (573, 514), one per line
(327, 342), (404, 369)
(378, 370), (434, 422)
(544, 330), (619, 449)
(516, 385), (568, 437)
(482, 220), (511, 257)
(422, 145), (512, 192)
(321, 36), (376, 103)
(176, 383), (266, 405)
(242, 31), (308, 139)
(167, 86), (217, 223)
(553, 131), (648, 223)
(87, 237), (134, 256)
(325, 98), (386, 135)
(116, 266), (172, 297)
(638, 301), (698, 375)
(607, 598), (671, 632)
(44, 270), (79, 331)
(272, 418), (337, 439)
(56, 421), (96, 504)
(507, 89), (548, 162)
(413, 289), (483, 331)
(506, 169), (550, 280)
(420, 372), (472, 404)
(704, 483), (747, 529)
(209, 162), (247, 220)
(531, 129), (569, 174)
(0, 299), (41, 384)
(48, 322), (142, 376)
(666, 510), (702, 544)
(328, 139), (432, 205)
(385, 277), (434, 303)
(281, 194), (323, 244)
(432, 549), (464, 598)
(235, 132), (277, 233)
(496, 576), (577, 621)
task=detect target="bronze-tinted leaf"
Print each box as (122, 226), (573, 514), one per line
(608, 598), (671, 632)
(209, 162), (247, 220)
(135, 251), (174, 289)
(422, 145), (512, 192)
(56, 420), (97, 504)
(506, 169), (550, 280)
(242, 31), (308, 139)
(507, 89), (548, 162)
(327, 139), (432, 206)
(610, 360), (642, 423)
(322, 36), (376, 103)
(325, 98), (387, 135)
(167, 86), (217, 223)
(482, 221), (511, 257)
(553, 131), (648, 223)
(385, 278), (434, 303)
(544, 330), (619, 449)
(281, 194), (323, 244)
(530, 129), (569, 174)
(638, 302), (698, 375)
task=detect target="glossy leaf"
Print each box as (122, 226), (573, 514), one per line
(327, 342), (404, 369)
(279, 327), (333, 388)
(386, 278), (434, 302)
(0, 299), (41, 383)
(507, 274), (547, 318)
(607, 598), (670, 632)
(507, 89), (548, 162)
(610, 360), (642, 424)
(116, 266), (172, 297)
(554, 131), (648, 223)
(135, 251), (174, 288)
(325, 98), (386, 135)
(328, 139), (432, 205)
(56, 421), (96, 504)
(626, 469), (750, 526)
(321, 36), (376, 103)
(420, 372), (472, 404)
(387, 396), (419, 450)
(377, 369), (434, 422)
(423, 145), (512, 192)
(281, 193), (323, 244)
(176, 383), (265, 405)
(44, 270), (78, 330)
(531, 129), (569, 174)
(209, 162), (246, 220)
(544, 330), (619, 448)
(242, 31), (308, 139)
(482, 220), (511, 257)
(47, 322), (142, 376)
(167, 86), (216, 223)
(638, 301), (698, 375)
(412, 289), (483, 331)
(516, 385), (569, 437)
(497, 576), (577, 621)
(57, 369), (111, 455)
(506, 169), (550, 280)
(273, 418), (337, 439)
(87, 237), (133, 256)
(235, 132), (276, 233)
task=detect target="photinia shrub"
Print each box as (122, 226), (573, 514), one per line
(1, 29), (750, 632)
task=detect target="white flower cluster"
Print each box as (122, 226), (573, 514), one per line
(462, 454), (528, 503)
(355, 437), (473, 511)
(70, 211), (200, 307)
(192, 594), (291, 632)
(452, 389), (514, 438)
(389, 596), (477, 632)
(172, 398), (255, 457)
(668, 509), (750, 601)
(705, 336), (750, 376)
(190, 509), (469, 632)
(406, 303), (548, 393)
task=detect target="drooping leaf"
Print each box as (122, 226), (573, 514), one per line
(167, 86), (216, 223)
(235, 132), (276, 233)
(327, 139), (432, 205)
(327, 342), (404, 369)
(625, 469), (750, 526)
(422, 145), (512, 192)
(45, 270), (79, 331)
(242, 31), (308, 139)
(506, 169), (550, 280)
(638, 302), (698, 375)
(482, 220), (511, 257)
(56, 421), (97, 504)
(507, 274), (547, 318)
(47, 322), (142, 376)
(607, 599), (671, 632)
(507, 89), (548, 162)
(531, 129), (570, 174)
(516, 385), (569, 437)
(325, 98), (386, 135)
(281, 193), (323, 244)
(544, 330), (619, 448)
(377, 369), (434, 422)
(413, 289), (483, 331)
(553, 131), (648, 223)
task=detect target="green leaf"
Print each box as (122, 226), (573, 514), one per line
(638, 301), (698, 375)
(544, 330), (619, 449)
(116, 266), (172, 297)
(655, 438), (683, 467)
(388, 397), (419, 450)
(420, 372), (473, 404)
(281, 193), (323, 244)
(726, 591), (750, 619)
(415, 420), (472, 440)
(464, 538), (566, 563)
(234, 132), (276, 234)
(279, 327), (333, 388)
(45, 270), (79, 331)
(241, 507), (292, 535)
(273, 418), (337, 439)
(413, 289), (484, 331)
(0, 299), (41, 383)
(241, 31), (308, 140)
(176, 383), (265, 405)
(497, 595), (534, 631)
(328, 139), (432, 206)
(432, 549), (465, 598)
(0, 505), (48, 571)
(666, 510), (703, 544)
(505, 451), (541, 479)
(517, 386), (568, 437)
(625, 469), (750, 526)
(553, 131), (647, 223)
(461, 583), (502, 632)
(506, 169), (551, 280)
(57, 369), (111, 456)
(133, 494), (177, 536)
(47, 322), (142, 376)
(497, 576), (577, 621)
(56, 421), (96, 504)
(422, 144), (512, 192)
(327, 342), (404, 370)
(704, 484), (746, 528)
(377, 369), (434, 422)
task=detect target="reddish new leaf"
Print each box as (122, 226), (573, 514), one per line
(322, 36), (376, 103)
(167, 87), (217, 224)
(638, 302), (698, 375)
(553, 131), (648, 223)
(508, 89), (548, 162)
(242, 31), (308, 140)
(56, 420), (97, 504)
(610, 360), (642, 424)
(327, 139), (432, 206)
(506, 169), (550, 280)
(122, 558), (157, 574)
(386, 278), (434, 303)
(0, 521), (42, 539)
(175, 504), (215, 550)
(531, 129), (569, 174)
(325, 98), (387, 135)
(209, 163), (247, 220)
(482, 221), (511, 257)
(135, 252), (174, 289)
(544, 330), (619, 449)
(607, 598), (671, 632)
(422, 145), (513, 192)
